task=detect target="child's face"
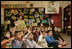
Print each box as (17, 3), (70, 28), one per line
(20, 16), (22, 20)
(45, 27), (48, 32)
(20, 31), (24, 36)
(37, 28), (40, 31)
(48, 31), (53, 37)
(54, 27), (58, 31)
(10, 27), (13, 32)
(41, 23), (43, 26)
(5, 32), (10, 38)
(29, 33), (33, 40)
(43, 32), (47, 38)
(16, 32), (22, 40)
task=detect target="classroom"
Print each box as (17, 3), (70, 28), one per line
(1, 1), (71, 48)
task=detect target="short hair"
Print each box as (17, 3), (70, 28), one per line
(4, 31), (10, 35)
(15, 31), (22, 36)
(41, 31), (46, 35)
(41, 31), (44, 33)
(54, 27), (58, 29)
(46, 30), (52, 33)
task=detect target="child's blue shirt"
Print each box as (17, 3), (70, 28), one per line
(45, 35), (56, 44)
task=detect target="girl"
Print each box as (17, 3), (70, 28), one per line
(1, 31), (14, 48)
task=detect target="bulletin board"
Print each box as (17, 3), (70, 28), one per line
(4, 7), (62, 27)
(4, 8), (50, 26)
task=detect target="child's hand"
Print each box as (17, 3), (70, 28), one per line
(28, 29), (31, 33)
(12, 29), (15, 36)
(10, 27), (16, 36)
(10, 28), (13, 32)
(33, 30), (36, 32)
(15, 23), (19, 26)
(9, 36), (14, 41)
(15, 21), (19, 26)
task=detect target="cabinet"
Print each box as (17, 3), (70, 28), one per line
(64, 4), (71, 35)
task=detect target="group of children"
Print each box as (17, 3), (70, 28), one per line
(1, 23), (68, 48)
(1, 16), (68, 48)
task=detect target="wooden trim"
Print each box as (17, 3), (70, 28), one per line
(4, 8), (5, 24)
(4, 7), (45, 9)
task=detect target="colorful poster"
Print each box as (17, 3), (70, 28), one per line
(34, 13), (39, 18)
(30, 19), (35, 22)
(47, 18), (50, 23)
(29, 15), (34, 18)
(29, 20), (33, 23)
(19, 12), (24, 16)
(24, 19), (28, 22)
(10, 9), (15, 13)
(13, 9), (18, 15)
(24, 15), (28, 18)
(45, 15), (48, 18)
(26, 23), (30, 26)
(40, 15), (44, 20)
(18, 9), (22, 12)
(11, 16), (16, 20)
(42, 20), (47, 23)
(30, 8), (35, 12)
(24, 9), (29, 12)
(39, 11), (43, 14)
(5, 11), (12, 17)
(36, 18), (40, 23)
(32, 23), (37, 26)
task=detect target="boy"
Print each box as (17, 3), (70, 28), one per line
(48, 25), (52, 31)
(53, 27), (67, 45)
(44, 27), (48, 32)
(12, 31), (24, 48)
(1, 31), (14, 48)
(37, 31), (48, 48)
(45, 30), (63, 48)
(22, 29), (42, 48)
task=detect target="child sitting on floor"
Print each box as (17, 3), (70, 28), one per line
(37, 31), (48, 48)
(45, 30), (63, 48)
(22, 29), (42, 48)
(53, 27), (68, 45)
(12, 31), (24, 48)
(1, 31), (14, 48)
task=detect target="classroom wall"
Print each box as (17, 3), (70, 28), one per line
(1, 1), (71, 8)
(1, 1), (71, 28)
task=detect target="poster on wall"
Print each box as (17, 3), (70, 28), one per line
(34, 13), (39, 18)
(32, 23), (37, 26)
(45, 2), (59, 14)
(27, 23), (30, 26)
(4, 8), (46, 27)
(42, 20), (47, 23)
(30, 19), (35, 22)
(47, 18), (50, 23)
(36, 18), (40, 23)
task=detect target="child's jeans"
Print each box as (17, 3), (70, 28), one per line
(48, 42), (59, 48)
